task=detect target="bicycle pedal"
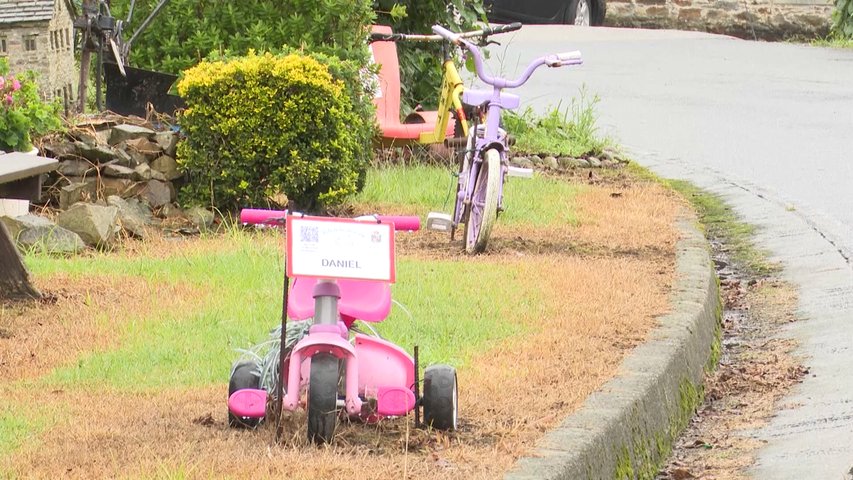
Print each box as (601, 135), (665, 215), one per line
(426, 212), (453, 232)
(507, 166), (534, 178)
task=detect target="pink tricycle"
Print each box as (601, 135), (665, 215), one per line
(227, 209), (458, 444)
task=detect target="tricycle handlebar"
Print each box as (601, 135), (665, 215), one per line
(240, 209), (420, 232)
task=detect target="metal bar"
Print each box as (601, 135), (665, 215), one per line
(125, 0), (171, 52)
(274, 201), (293, 444)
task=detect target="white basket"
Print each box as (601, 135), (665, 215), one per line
(0, 199), (30, 218)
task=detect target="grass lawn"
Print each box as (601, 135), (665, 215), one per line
(1, 165), (683, 479)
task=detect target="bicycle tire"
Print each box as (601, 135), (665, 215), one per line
(307, 353), (339, 444)
(464, 149), (500, 254)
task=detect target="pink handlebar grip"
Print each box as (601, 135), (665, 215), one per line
(377, 216), (420, 232)
(240, 208), (287, 225)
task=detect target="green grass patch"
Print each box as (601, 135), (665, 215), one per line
(0, 401), (61, 459)
(811, 34), (853, 48)
(503, 87), (612, 158)
(354, 165), (582, 227)
(23, 228), (536, 391)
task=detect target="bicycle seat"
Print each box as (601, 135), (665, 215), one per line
(287, 277), (392, 323)
(370, 25), (454, 146)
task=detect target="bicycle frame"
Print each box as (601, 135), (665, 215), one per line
(419, 58), (468, 143)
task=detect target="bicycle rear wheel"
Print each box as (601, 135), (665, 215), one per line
(464, 149), (501, 254)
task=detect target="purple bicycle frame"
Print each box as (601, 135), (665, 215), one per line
(431, 25), (583, 230)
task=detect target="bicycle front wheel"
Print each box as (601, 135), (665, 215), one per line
(464, 149), (501, 254)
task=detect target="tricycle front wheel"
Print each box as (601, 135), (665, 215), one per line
(228, 361), (263, 429)
(307, 353), (340, 444)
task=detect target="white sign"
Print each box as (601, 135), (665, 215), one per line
(286, 216), (395, 282)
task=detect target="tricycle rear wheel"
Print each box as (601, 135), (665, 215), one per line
(422, 364), (458, 430)
(307, 353), (340, 444)
(228, 361), (263, 429)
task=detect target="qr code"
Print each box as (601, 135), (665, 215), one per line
(300, 225), (318, 243)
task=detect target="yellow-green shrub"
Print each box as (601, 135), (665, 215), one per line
(177, 52), (367, 211)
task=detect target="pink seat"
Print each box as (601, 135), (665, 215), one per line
(287, 277), (392, 323)
(370, 25), (454, 147)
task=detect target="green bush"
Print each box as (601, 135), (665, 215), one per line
(0, 59), (61, 152)
(177, 52), (367, 211)
(834, 0), (853, 37)
(112, 0), (375, 74)
(373, 1), (485, 113)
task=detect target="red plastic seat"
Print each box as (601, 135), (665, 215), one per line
(370, 25), (454, 146)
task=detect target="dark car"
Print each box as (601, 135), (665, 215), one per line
(484, 0), (606, 27)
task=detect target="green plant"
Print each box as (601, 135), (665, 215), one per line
(0, 59), (61, 152)
(834, 0), (853, 37)
(373, 0), (486, 113)
(110, 0), (375, 74)
(177, 52), (367, 211)
(503, 88), (612, 158)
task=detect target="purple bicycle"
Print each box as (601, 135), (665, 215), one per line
(426, 24), (582, 254)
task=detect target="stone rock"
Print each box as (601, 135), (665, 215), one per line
(58, 160), (94, 177)
(102, 163), (135, 179)
(109, 124), (155, 145)
(132, 163), (153, 181)
(43, 141), (78, 159)
(600, 150), (615, 163)
(159, 203), (185, 219)
(557, 157), (575, 169)
(75, 141), (120, 163)
(112, 147), (133, 167)
(100, 178), (137, 198)
(71, 130), (101, 147)
(107, 195), (153, 238)
(153, 131), (178, 157)
(124, 137), (162, 157)
(529, 154), (543, 166)
(0, 214), (86, 254)
(587, 157), (602, 168)
(57, 203), (119, 247)
(186, 206), (214, 229)
(512, 156), (533, 168)
(94, 128), (112, 145)
(59, 179), (97, 210)
(543, 155), (559, 169)
(602, 159), (616, 168)
(139, 180), (174, 208)
(150, 155), (182, 181)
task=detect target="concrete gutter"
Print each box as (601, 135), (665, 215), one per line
(505, 218), (721, 480)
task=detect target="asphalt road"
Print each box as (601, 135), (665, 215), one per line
(484, 26), (853, 478)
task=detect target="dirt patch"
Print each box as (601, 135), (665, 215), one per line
(2, 175), (683, 478)
(0, 275), (199, 382)
(658, 258), (805, 479)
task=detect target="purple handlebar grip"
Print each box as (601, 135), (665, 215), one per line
(240, 208), (287, 225)
(377, 216), (421, 232)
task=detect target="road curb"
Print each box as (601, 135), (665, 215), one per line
(505, 218), (721, 480)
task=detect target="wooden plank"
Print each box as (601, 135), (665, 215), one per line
(0, 153), (58, 185)
(0, 221), (41, 300)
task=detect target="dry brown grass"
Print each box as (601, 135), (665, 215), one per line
(1, 175), (685, 479)
(0, 275), (198, 382)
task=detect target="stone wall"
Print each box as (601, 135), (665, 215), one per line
(1, 11), (76, 103)
(604, 0), (833, 40)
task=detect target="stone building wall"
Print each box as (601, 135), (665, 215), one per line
(0, 2), (75, 103)
(604, 0), (833, 40)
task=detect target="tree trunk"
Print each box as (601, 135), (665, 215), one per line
(0, 222), (41, 300)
